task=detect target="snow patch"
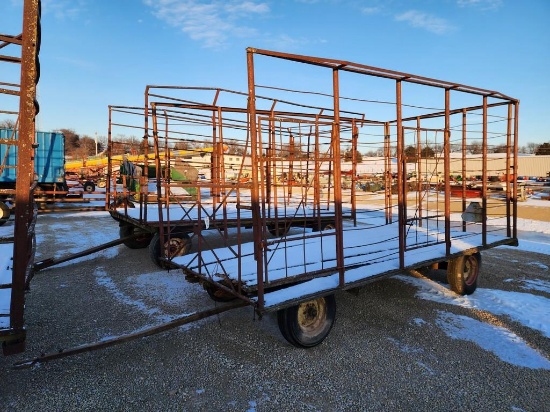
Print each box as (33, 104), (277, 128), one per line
(436, 311), (550, 370)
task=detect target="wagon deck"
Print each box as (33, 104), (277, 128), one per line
(172, 216), (516, 309)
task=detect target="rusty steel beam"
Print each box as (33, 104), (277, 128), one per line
(248, 48), (518, 102)
(395, 100), (510, 124)
(7, 0), (40, 356)
(461, 109), (467, 232)
(415, 119), (423, 227)
(482, 96), (488, 246)
(506, 103), (512, 237)
(0, 33), (23, 47)
(13, 300), (249, 368)
(513, 102), (519, 240)
(331, 68), (345, 286)
(444, 89), (451, 256)
(246, 48), (265, 309)
(396, 80), (405, 269)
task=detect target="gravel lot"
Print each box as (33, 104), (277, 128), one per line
(1, 211), (549, 411)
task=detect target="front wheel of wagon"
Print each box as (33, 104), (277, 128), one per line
(204, 281), (237, 302)
(0, 201), (10, 226)
(447, 252), (481, 295)
(119, 224), (153, 249)
(277, 294), (336, 348)
(149, 228), (192, 269)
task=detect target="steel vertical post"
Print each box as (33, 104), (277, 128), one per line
(246, 48), (265, 308)
(332, 68), (345, 285)
(9, 0), (40, 354)
(461, 109), (467, 232)
(384, 122), (392, 224)
(416, 118), (422, 227)
(444, 89), (451, 256)
(396, 81), (404, 268)
(506, 103), (512, 237)
(513, 102), (519, 240)
(482, 96), (488, 246)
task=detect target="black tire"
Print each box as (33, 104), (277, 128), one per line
(204, 282), (237, 302)
(149, 228), (192, 268)
(110, 197), (135, 209)
(0, 201), (9, 226)
(83, 181), (95, 192)
(312, 222), (335, 232)
(268, 224), (290, 237)
(277, 294), (336, 348)
(119, 224), (153, 249)
(447, 252), (482, 295)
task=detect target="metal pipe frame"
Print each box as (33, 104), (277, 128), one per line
(1, 0), (41, 356)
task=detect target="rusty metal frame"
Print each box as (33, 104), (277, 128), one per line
(7, 47), (521, 363)
(0, 0), (41, 355)
(55, 49), (520, 325)
(243, 47), (519, 308)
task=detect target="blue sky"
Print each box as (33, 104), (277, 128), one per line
(3, 0), (549, 145)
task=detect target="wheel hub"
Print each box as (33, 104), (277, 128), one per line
(164, 237), (190, 257)
(298, 299), (326, 332)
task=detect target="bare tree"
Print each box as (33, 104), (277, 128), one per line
(526, 142), (539, 154)
(535, 142), (550, 155)
(468, 140), (483, 155)
(0, 119), (17, 129)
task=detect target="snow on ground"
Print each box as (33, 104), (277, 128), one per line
(1, 197), (549, 365)
(396, 275), (550, 370)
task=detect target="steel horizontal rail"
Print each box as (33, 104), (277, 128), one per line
(248, 47), (518, 102)
(147, 85), (368, 120)
(0, 88), (20, 96)
(12, 300), (249, 368)
(0, 55), (21, 64)
(150, 101), (373, 125)
(395, 101), (511, 123)
(0, 34), (23, 48)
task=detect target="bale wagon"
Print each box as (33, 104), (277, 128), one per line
(8, 47), (520, 364)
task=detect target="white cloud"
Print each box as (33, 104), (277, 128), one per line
(143, 0), (270, 49)
(395, 10), (455, 35)
(42, 0), (87, 20)
(457, 0), (503, 10)
(361, 7), (381, 15)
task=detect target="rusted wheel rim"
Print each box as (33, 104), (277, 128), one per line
(463, 255), (479, 286)
(297, 298), (327, 335)
(164, 237), (190, 258)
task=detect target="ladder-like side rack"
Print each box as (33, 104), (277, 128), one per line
(0, 0), (41, 355)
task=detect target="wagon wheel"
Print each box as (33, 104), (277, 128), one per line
(204, 281), (238, 302)
(447, 252), (482, 295)
(277, 294), (336, 348)
(0, 201), (10, 226)
(268, 224), (290, 237)
(119, 224), (153, 249)
(83, 181), (95, 192)
(149, 228), (192, 269)
(312, 222), (335, 232)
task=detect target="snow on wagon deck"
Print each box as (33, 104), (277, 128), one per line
(113, 196), (350, 225)
(172, 222), (515, 309)
(0, 226), (14, 329)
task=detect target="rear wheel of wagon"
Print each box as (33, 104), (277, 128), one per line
(268, 224), (290, 237)
(312, 222), (335, 232)
(83, 181), (95, 192)
(119, 224), (153, 249)
(277, 294), (336, 348)
(0, 201), (9, 226)
(204, 281), (237, 302)
(447, 252), (481, 295)
(149, 228), (192, 269)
